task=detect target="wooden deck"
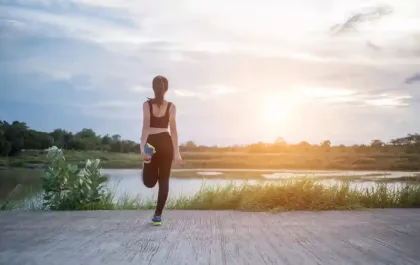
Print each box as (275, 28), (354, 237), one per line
(1, 209), (420, 265)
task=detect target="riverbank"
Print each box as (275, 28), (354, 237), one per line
(62, 179), (420, 211)
(3, 167), (420, 209)
(2, 178), (420, 211)
(1, 149), (420, 171)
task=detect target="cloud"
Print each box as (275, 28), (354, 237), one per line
(206, 85), (237, 95)
(366, 41), (381, 51)
(299, 86), (356, 99)
(2, 0), (420, 145)
(129, 86), (149, 93)
(77, 101), (142, 120)
(330, 5), (393, 36)
(405, 73), (420, 84)
(36, 69), (73, 81)
(364, 95), (411, 107)
(297, 85), (412, 108)
(174, 90), (206, 99)
(173, 85), (237, 100)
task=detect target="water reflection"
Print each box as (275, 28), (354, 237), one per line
(1, 168), (419, 202)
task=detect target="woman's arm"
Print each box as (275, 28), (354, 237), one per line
(140, 102), (150, 154)
(169, 104), (181, 156)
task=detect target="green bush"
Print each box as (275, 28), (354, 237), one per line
(42, 146), (108, 210)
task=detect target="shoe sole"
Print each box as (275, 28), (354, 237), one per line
(152, 221), (162, 226)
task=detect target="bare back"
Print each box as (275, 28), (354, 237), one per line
(142, 100), (176, 136)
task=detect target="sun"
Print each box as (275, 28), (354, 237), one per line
(260, 100), (296, 125)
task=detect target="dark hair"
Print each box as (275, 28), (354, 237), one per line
(149, 75), (168, 107)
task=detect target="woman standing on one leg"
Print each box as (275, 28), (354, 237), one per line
(140, 75), (182, 226)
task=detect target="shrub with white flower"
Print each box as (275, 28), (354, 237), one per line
(42, 147), (108, 210)
(46, 146), (64, 161)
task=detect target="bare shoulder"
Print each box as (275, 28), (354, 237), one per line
(169, 102), (177, 120)
(169, 102), (177, 113)
(143, 101), (150, 112)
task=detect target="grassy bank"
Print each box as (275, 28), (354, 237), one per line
(2, 149), (420, 171)
(83, 179), (420, 211)
(3, 179), (420, 211)
(0, 169), (43, 202)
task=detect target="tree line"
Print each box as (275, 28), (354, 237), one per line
(1, 120), (419, 156)
(181, 136), (420, 154)
(0, 121), (139, 156)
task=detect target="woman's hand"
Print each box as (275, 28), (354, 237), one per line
(173, 152), (183, 167)
(142, 153), (151, 162)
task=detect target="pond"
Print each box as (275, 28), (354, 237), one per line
(1, 168), (420, 203)
(106, 169), (419, 198)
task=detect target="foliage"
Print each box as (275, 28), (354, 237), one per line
(9, 178), (420, 211)
(3, 174), (420, 211)
(0, 120), (140, 157)
(321, 140), (331, 149)
(1, 119), (420, 157)
(41, 146), (108, 210)
(371, 139), (384, 147)
(165, 179), (420, 211)
(1, 119), (420, 171)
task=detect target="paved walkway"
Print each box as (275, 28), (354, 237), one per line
(1, 209), (420, 265)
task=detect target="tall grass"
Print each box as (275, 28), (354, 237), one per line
(3, 178), (420, 211)
(46, 179), (420, 211)
(165, 179), (420, 211)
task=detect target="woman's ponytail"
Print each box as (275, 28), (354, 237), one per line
(151, 75), (168, 107)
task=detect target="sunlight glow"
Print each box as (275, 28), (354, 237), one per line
(300, 86), (356, 99)
(260, 99), (297, 125)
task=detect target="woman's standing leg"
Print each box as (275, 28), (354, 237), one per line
(155, 133), (174, 217)
(155, 160), (172, 216)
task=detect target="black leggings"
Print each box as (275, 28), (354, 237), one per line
(142, 132), (173, 216)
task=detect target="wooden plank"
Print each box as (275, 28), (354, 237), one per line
(1, 209), (420, 265)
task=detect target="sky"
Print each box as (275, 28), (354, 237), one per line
(1, 0), (419, 146)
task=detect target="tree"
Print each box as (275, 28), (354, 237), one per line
(50, 129), (68, 148)
(101, 134), (112, 145)
(39, 133), (54, 149)
(185, 141), (197, 150)
(24, 130), (42, 149)
(275, 137), (286, 145)
(68, 137), (85, 150)
(63, 132), (73, 149)
(0, 139), (11, 156)
(370, 139), (384, 148)
(247, 142), (266, 153)
(298, 141), (311, 148)
(321, 140), (331, 149)
(4, 121), (28, 155)
(77, 128), (96, 139)
(111, 134), (121, 142)
(0, 122), (10, 156)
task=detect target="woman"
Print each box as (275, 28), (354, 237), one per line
(140, 75), (182, 226)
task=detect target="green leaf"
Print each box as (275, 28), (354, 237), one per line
(97, 176), (108, 184)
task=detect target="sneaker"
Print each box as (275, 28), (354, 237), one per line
(152, 215), (162, 226)
(143, 143), (156, 164)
